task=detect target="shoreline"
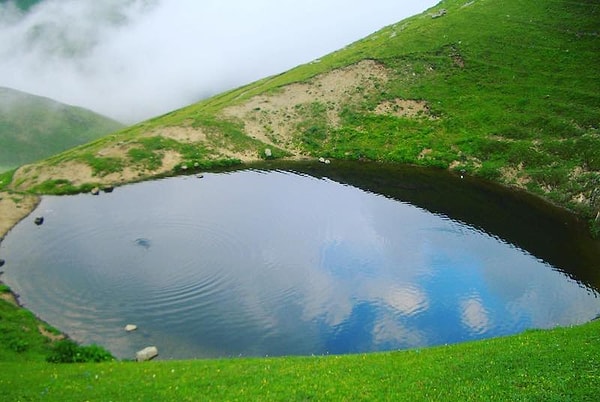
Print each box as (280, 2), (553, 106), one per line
(0, 192), (40, 240)
(0, 192), (40, 308)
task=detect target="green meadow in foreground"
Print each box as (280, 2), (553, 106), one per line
(0, 295), (598, 401)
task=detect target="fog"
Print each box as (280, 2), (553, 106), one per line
(0, 0), (438, 123)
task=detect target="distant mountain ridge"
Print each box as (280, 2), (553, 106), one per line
(0, 87), (123, 172)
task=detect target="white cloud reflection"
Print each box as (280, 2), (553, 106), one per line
(3, 171), (600, 358)
(460, 296), (491, 335)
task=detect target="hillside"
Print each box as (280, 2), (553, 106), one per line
(3, 0), (598, 234)
(0, 87), (123, 172)
(0, 0), (41, 11)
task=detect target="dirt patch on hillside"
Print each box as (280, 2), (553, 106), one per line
(374, 99), (435, 119)
(500, 163), (531, 189)
(11, 161), (95, 192)
(0, 192), (40, 239)
(0, 291), (19, 306)
(38, 324), (65, 341)
(154, 126), (208, 143)
(221, 60), (390, 151)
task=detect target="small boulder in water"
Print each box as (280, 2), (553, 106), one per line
(136, 346), (158, 362)
(91, 187), (100, 195)
(34, 217), (44, 226)
(0, 259), (5, 268)
(125, 324), (137, 332)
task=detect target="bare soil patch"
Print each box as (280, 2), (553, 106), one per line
(0, 192), (40, 239)
(374, 99), (435, 119)
(153, 126), (208, 143)
(221, 60), (390, 151)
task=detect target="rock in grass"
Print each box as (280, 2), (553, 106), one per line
(136, 346), (158, 362)
(125, 324), (137, 332)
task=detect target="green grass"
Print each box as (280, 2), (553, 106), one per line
(12, 0), (595, 231)
(0, 318), (598, 401)
(0, 169), (15, 191)
(0, 87), (123, 172)
(0, 297), (57, 362)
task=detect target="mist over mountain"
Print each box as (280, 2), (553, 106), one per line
(0, 0), (437, 123)
(0, 86), (122, 171)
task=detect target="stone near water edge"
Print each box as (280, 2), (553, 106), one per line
(34, 216), (44, 226)
(0, 259), (5, 268)
(125, 324), (137, 332)
(136, 346), (158, 362)
(91, 187), (100, 195)
(318, 157), (326, 163)
(103, 185), (114, 193)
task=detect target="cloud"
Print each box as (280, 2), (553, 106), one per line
(0, 0), (438, 123)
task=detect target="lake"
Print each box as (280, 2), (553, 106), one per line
(1, 161), (599, 360)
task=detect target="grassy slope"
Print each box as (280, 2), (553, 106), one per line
(0, 314), (598, 401)
(8, 0), (599, 233)
(0, 87), (123, 172)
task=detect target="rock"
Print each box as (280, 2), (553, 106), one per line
(91, 187), (100, 195)
(318, 157), (326, 163)
(431, 9), (447, 18)
(196, 173), (204, 179)
(125, 324), (137, 332)
(103, 186), (114, 193)
(264, 148), (272, 158)
(324, 159), (331, 165)
(34, 217), (44, 226)
(0, 259), (5, 268)
(136, 346), (158, 362)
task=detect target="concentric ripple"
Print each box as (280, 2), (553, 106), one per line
(1, 169), (599, 360)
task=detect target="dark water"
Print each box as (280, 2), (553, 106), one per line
(1, 162), (599, 360)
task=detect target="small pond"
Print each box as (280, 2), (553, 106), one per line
(1, 162), (599, 360)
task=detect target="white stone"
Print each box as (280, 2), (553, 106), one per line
(136, 346), (158, 362)
(125, 324), (137, 332)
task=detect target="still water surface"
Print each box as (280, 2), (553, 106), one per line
(1, 163), (599, 359)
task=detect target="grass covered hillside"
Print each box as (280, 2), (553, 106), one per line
(5, 0), (599, 233)
(0, 87), (123, 172)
